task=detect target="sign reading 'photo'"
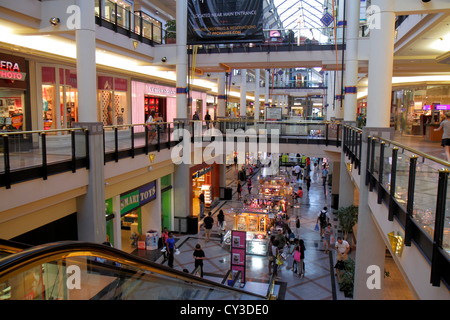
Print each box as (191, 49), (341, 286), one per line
(187, 0), (264, 44)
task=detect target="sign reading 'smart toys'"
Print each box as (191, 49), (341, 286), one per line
(120, 181), (157, 215)
(187, 0), (264, 45)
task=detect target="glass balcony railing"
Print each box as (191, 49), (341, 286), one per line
(343, 125), (450, 288)
(94, 0), (163, 44)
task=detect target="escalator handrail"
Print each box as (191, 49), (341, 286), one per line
(0, 238), (32, 254)
(0, 240), (267, 300)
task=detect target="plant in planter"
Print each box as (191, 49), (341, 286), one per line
(339, 258), (355, 298)
(335, 205), (358, 241)
(164, 19), (176, 44)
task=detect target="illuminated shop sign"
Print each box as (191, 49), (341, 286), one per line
(120, 180), (157, 215)
(0, 60), (26, 81)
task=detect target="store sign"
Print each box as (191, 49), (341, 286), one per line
(187, 0), (264, 45)
(145, 83), (176, 96)
(0, 59), (26, 81)
(192, 165), (213, 179)
(120, 181), (157, 215)
(230, 230), (246, 285)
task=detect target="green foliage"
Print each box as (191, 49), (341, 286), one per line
(165, 20), (176, 39)
(335, 205), (358, 240)
(339, 258), (355, 297)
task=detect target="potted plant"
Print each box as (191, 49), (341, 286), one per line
(164, 19), (176, 44)
(335, 205), (358, 241)
(339, 258), (355, 298)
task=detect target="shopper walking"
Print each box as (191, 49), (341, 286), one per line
(199, 191), (205, 219)
(298, 239), (306, 277)
(247, 178), (252, 194)
(146, 111), (157, 143)
(217, 210), (227, 244)
(434, 112), (450, 162)
(316, 207), (329, 238)
(165, 232), (176, 268)
(193, 244), (206, 277)
(267, 235), (276, 275)
(323, 223), (333, 254)
(305, 175), (311, 192)
(237, 181), (242, 200)
(203, 212), (214, 242)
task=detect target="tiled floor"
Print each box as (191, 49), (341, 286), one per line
(132, 160), (416, 300)
(134, 163), (349, 300)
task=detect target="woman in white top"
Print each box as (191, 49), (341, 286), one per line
(146, 111), (157, 143)
(434, 112), (450, 162)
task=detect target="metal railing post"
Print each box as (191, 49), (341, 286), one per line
(430, 169), (449, 286)
(404, 155), (418, 246)
(388, 147), (398, 221)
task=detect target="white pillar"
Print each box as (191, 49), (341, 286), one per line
(217, 72), (226, 118)
(265, 69), (270, 107)
(75, 0), (105, 244)
(254, 69), (260, 120)
(176, 0), (188, 119)
(366, 0), (395, 128)
(343, 0), (360, 122)
(240, 69), (247, 117)
(113, 195), (122, 250)
(76, 0), (97, 122)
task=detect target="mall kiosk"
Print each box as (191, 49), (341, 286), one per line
(231, 206), (272, 256)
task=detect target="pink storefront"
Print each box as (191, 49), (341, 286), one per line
(131, 80), (207, 132)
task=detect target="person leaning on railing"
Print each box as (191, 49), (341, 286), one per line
(434, 112), (450, 162)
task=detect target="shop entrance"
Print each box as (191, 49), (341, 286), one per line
(60, 85), (78, 129)
(121, 208), (141, 254)
(145, 95), (166, 122)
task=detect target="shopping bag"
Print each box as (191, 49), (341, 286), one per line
(314, 223), (319, 231)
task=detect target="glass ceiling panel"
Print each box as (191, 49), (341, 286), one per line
(273, 0), (329, 40)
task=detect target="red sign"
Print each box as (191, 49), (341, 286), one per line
(114, 78), (128, 91)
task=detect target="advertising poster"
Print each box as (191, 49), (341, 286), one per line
(231, 230), (246, 284)
(187, 0), (264, 45)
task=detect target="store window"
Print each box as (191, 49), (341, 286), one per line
(41, 66), (78, 130)
(0, 53), (28, 131)
(98, 75), (128, 126)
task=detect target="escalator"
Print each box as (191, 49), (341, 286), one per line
(0, 240), (269, 300)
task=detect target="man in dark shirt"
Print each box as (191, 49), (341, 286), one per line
(193, 244), (206, 277)
(203, 212), (214, 242)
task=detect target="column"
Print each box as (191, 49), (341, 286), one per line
(173, 0), (191, 219)
(240, 69), (247, 117)
(217, 72), (226, 118)
(176, 0), (188, 119)
(343, 0), (360, 122)
(265, 69), (270, 109)
(354, 0), (395, 300)
(365, 0), (395, 128)
(113, 195), (122, 250)
(254, 69), (260, 120)
(75, 0), (106, 243)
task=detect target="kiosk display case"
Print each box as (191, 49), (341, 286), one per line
(231, 208), (272, 256)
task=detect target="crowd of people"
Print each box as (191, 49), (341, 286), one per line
(157, 154), (348, 285)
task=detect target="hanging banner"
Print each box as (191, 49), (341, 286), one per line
(187, 0), (264, 45)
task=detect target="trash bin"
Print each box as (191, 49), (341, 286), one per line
(239, 170), (245, 181)
(187, 215), (199, 234)
(225, 187), (233, 200)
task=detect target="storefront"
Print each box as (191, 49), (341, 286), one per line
(190, 163), (220, 216)
(0, 53), (29, 131)
(105, 180), (158, 253)
(392, 85), (450, 136)
(131, 80), (207, 132)
(40, 64), (130, 130)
